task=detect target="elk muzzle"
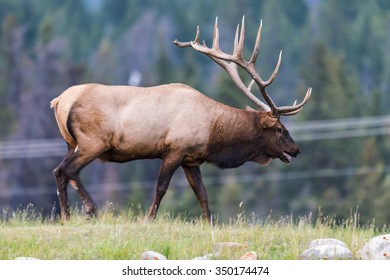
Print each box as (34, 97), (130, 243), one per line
(281, 144), (300, 163)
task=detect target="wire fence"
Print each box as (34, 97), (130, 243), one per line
(1, 115), (390, 159)
(1, 114), (390, 199)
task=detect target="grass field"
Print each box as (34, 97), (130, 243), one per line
(0, 204), (384, 260)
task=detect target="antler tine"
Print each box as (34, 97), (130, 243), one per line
(173, 16), (311, 116)
(212, 17), (220, 51)
(195, 25), (200, 43)
(246, 79), (270, 110)
(277, 87), (312, 115)
(224, 63), (270, 111)
(236, 15), (246, 60)
(281, 107), (304, 116)
(248, 79), (255, 92)
(258, 53), (312, 116)
(172, 25), (200, 48)
(173, 39), (190, 47)
(233, 24), (240, 56)
(249, 19), (262, 64)
(263, 50), (282, 86)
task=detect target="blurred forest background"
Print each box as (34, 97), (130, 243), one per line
(1, 0), (390, 225)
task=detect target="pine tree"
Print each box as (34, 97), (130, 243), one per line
(282, 42), (362, 217)
(299, 42), (360, 120)
(154, 44), (175, 85)
(0, 14), (23, 135)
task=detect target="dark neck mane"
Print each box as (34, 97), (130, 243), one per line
(206, 109), (262, 169)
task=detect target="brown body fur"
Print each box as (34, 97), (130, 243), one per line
(51, 83), (299, 222)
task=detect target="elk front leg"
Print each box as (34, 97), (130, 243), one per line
(146, 154), (182, 220)
(182, 165), (211, 222)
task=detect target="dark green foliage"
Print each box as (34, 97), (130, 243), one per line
(0, 0), (390, 225)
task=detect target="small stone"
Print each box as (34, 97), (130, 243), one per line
(239, 251), (257, 260)
(141, 250), (167, 260)
(358, 234), (390, 260)
(300, 245), (353, 260)
(309, 238), (348, 249)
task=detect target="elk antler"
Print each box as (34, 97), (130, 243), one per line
(173, 16), (312, 116)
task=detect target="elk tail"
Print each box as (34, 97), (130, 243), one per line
(50, 95), (77, 147)
(50, 96), (60, 109)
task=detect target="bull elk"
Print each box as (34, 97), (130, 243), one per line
(51, 16), (311, 223)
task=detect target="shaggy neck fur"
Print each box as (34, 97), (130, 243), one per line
(206, 109), (263, 169)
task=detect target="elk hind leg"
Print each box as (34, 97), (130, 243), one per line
(69, 177), (96, 219)
(53, 147), (75, 223)
(55, 144), (105, 220)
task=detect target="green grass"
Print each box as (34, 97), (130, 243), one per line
(0, 204), (384, 260)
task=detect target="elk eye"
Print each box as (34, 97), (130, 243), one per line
(277, 127), (283, 133)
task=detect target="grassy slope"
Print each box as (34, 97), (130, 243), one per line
(0, 206), (382, 260)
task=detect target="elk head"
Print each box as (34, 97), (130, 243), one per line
(174, 16), (312, 165)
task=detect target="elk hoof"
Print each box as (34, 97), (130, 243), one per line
(84, 203), (97, 219)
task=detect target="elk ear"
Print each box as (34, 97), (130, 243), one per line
(259, 111), (278, 128)
(245, 106), (258, 112)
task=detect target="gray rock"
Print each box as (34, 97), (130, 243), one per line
(300, 245), (353, 260)
(358, 234), (390, 260)
(309, 238), (348, 249)
(141, 250), (167, 260)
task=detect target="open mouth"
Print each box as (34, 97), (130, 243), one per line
(281, 151), (294, 163)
